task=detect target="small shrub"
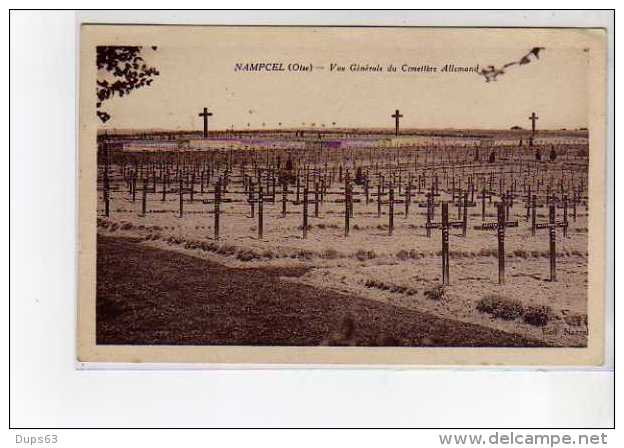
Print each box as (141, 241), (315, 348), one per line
(396, 249), (410, 261)
(513, 249), (529, 259)
(354, 249), (376, 261)
(322, 248), (340, 260)
(297, 249), (315, 260)
(450, 250), (469, 259)
(262, 249), (275, 259)
(523, 305), (554, 326)
(236, 249), (258, 262)
(478, 248), (494, 257)
(476, 295), (524, 320)
(200, 242), (216, 252)
(424, 285), (447, 301)
(365, 279), (378, 288)
(184, 240), (201, 249)
(217, 244), (236, 256)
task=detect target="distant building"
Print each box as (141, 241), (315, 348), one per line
(303, 138), (341, 150)
(184, 139), (245, 150)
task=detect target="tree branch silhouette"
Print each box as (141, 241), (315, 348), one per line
(96, 46), (160, 123)
(478, 47), (545, 83)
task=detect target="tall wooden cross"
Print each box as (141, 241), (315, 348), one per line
(199, 107), (213, 138)
(528, 112), (539, 134)
(392, 109), (403, 137)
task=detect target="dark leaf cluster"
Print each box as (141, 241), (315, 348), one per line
(96, 46), (159, 122)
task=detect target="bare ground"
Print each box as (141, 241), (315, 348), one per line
(96, 235), (548, 347)
(95, 189), (588, 346)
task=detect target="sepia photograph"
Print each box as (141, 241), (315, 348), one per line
(10, 9), (616, 434)
(77, 25), (607, 364)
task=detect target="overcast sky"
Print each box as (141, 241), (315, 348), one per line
(96, 27), (590, 131)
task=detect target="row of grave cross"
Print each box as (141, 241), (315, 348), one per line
(199, 107), (406, 138)
(112, 163), (579, 226)
(197, 107), (539, 140)
(103, 152), (578, 287)
(108, 176), (571, 286)
(112, 156), (578, 205)
(433, 201), (564, 286)
(103, 141), (582, 216)
(110, 159), (583, 224)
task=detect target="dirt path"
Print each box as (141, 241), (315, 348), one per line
(97, 235), (547, 347)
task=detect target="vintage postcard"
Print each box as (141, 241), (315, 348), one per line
(78, 25), (607, 365)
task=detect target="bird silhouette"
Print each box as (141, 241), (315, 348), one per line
(478, 47), (545, 82)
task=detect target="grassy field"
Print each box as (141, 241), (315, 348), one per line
(97, 235), (548, 347)
(95, 129), (588, 347)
